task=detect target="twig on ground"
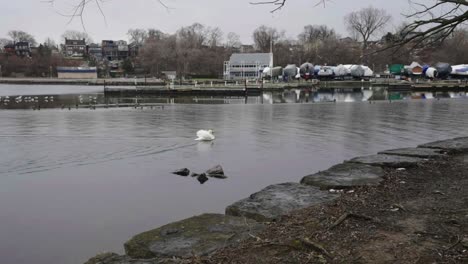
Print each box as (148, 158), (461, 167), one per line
(445, 235), (461, 251)
(329, 212), (378, 229)
(300, 237), (332, 258)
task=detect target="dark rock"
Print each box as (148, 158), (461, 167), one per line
(172, 168), (190, 176)
(301, 163), (385, 189)
(124, 214), (265, 259)
(418, 137), (468, 154)
(378, 147), (446, 159)
(191, 173), (199, 177)
(209, 174), (228, 179)
(205, 165), (225, 177)
(347, 154), (424, 168)
(225, 182), (338, 222)
(197, 174), (209, 184)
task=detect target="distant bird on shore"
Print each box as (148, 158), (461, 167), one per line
(195, 130), (215, 141)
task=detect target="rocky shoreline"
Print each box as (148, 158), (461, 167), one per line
(85, 137), (468, 264)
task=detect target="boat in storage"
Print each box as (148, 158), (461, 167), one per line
(349, 65), (365, 78)
(283, 64), (298, 79)
(362, 66), (374, 77)
(333, 65), (350, 77)
(300, 63), (314, 80)
(434, 62), (452, 79)
(405, 62), (423, 76)
(317, 66), (334, 78)
(451, 65), (468, 76)
(426, 67), (438, 78)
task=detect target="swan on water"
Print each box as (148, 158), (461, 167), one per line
(195, 130), (215, 141)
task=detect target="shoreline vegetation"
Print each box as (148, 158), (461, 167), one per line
(85, 137), (468, 264)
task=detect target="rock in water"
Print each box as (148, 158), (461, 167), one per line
(205, 165), (225, 178)
(172, 168), (190, 176)
(124, 214), (265, 259)
(197, 174), (209, 184)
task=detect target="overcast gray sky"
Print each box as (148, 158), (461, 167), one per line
(0, 0), (414, 44)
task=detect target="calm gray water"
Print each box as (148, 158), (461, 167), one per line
(0, 84), (467, 264)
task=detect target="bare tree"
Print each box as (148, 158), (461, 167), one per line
(61, 30), (93, 43)
(207, 27), (223, 48)
(127, 29), (148, 45)
(44, 38), (58, 49)
(225, 32), (242, 49)
(7, 30), (37, 46)
(252, 25), (284, 52)
(298, 25), (336, 44)
(147, 29), (166, 41)
(0, 38), (13, 49)
(345, 6), (391, 59)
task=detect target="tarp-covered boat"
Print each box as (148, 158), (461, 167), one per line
(317, 66), (334, 77)
(283, 64), (298, 80)
(300, 63), (314, 80)
(451, 64), (468, 76)
(435, 62), (452, 79)
(333, 64), (350, 77)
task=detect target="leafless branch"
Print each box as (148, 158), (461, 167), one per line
(45, 0), (170, 31)
(250, 0), (330, 13)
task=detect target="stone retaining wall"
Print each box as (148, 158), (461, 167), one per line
(85, 137), (468, 264)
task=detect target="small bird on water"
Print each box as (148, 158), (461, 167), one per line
(195, 130), (215, 141)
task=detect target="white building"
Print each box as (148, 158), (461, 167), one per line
(224, 53), (273, 80)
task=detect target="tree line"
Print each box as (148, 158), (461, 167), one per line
(2, 6), (468, 78)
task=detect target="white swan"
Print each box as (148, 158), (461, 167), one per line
(195, 130), (215, 141)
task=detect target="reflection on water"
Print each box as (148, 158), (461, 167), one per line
(0, 84), (466, 109)
(1, 84), (468, 264)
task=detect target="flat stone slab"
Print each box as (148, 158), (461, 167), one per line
(419, 137), (468, 153)
(225, 182), (338, 222)
(124, 214), (265, 259)
(300, 163), (385, 189)
(347, 154), (424, 168)
(379, 147), (447, 159)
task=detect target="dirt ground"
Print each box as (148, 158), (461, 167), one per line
(201, 155), (468, 263)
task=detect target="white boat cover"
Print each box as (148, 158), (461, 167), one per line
(451, 64), (468, 76)
(333, 65), (350, 76)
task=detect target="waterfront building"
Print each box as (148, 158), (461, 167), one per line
(224, 53), (273, 80)
(117, 40), (129, 60)
(87, 43), (102, 61)
(102, 40), (129, 61)
(102, 40), (119, 61)
(14, 42), (31, 57)
(64, 38), (87, 57)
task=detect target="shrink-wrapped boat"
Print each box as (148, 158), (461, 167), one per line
(425, 67), (438, 78)
(300, 62), (314, 80)
(317, 66), (334, 77)
(451, 64), (468, 76)
(350, 65), (365, 78)
(435, 62), (452, 79)
(332, 64), (350, 77)
(283, 64), (298, 80)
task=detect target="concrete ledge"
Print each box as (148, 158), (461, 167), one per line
(301, 163), (385, 189)
(347, 154), (424, 168)
(418, 137), (468, 154)
(225, 182), (338, 222)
